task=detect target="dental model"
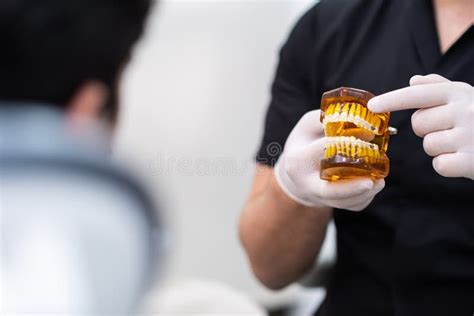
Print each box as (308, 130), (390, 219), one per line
(319, 87), (397, 181)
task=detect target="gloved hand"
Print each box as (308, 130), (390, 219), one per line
(368, 74), (474, 180)
(274, 110), (385, 211)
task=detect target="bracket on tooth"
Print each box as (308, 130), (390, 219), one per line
(388, 127), (398, 135)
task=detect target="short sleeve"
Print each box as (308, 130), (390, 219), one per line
(256, 4), (320, 166)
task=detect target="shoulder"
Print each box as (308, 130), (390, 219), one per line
(289, 0), (397, 47)
(314, 0), (393, 17)
(280, 0), (402, 95)
(292, 0), (403, 60)
(312, 0), (395, 33)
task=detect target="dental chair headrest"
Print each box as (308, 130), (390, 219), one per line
(0, 103), (165, 316)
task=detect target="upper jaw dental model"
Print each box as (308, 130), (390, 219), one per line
(319, 87), (397, 181)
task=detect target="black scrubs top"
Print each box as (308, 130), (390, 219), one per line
(256, 1), (474, 315)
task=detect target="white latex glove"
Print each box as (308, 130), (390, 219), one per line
(274, 110), (385, 211)
(368, 74), (474, 180)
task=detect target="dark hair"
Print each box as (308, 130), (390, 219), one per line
(0, 0), (153, 121)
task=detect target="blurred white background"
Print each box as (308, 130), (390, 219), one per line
(115, 0), (317, 306)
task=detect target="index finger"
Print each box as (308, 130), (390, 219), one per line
(368, 83), (452, 113)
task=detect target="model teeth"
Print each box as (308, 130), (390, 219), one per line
(323, 102), (381, 134)
(324, 136), (381, 162)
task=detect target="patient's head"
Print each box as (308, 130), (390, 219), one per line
(0, 0), (152, 124)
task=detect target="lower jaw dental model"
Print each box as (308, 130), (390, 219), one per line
(319, 87), (397, 181)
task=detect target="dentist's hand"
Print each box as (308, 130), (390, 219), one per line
(274, 110), (385, 211)
(368, 74), (474, 180)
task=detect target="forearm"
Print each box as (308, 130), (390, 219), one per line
(239, 173), (333, 289)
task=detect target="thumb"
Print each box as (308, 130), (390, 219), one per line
(410, 74), (451, 86)
(285, 110), (325, 149)
(297, 137), (327, 172)
(291, 110), (324, 139)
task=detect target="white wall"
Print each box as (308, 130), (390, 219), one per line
(115, 0), (316, 305)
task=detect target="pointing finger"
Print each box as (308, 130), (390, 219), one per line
(368, 83), (453, 113)
(410, 74), (451, 86)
